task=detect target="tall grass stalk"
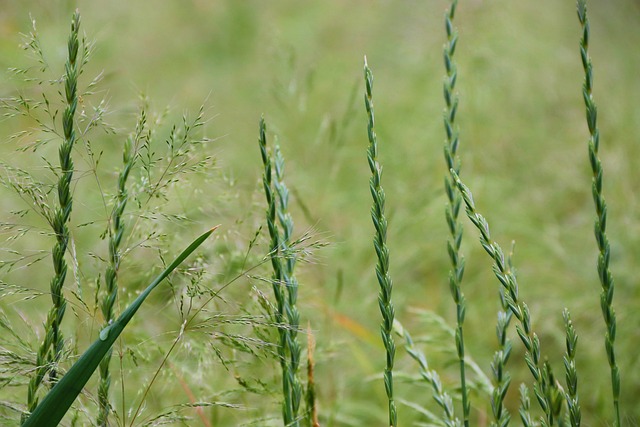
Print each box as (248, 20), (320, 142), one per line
(258, 118), (301, 426)
(576, 2), (621, 425)
(452, 170), (556, 425)
(97, 108), (145, 426)
(441, 1), (472, 425)
(364, 58), (398, 427)
(23, 11), (80, 421)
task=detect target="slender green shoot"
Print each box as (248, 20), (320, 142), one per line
(452, 170), (555, 425)
(576, 2), (620, 425)
(21, 227), (217, 427)
(24, 10), (80, 421)
(364, 57), (398, 427)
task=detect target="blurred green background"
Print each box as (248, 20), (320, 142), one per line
(1, 0), (640, 425)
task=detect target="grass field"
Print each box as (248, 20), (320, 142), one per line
(1, 1), (640, 425)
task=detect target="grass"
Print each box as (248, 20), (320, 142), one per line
(0, 0), (639, 426)
(364, 57), (398, 427)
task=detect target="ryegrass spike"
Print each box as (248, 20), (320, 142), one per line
(274, 144), (303, 424)
(441, 1), (474, 425)
(452, 170), (555, 426)
(24, 10), (80, 421)
(97, 107), (145, 426)
(258, 118), (299, 427)
(364, 57), (398, 427)
(576, 2), (621, 425)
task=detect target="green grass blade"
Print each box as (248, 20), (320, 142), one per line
(21, 227), (217, 427)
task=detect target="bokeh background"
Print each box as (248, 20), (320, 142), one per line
(1, 0), (640, 425)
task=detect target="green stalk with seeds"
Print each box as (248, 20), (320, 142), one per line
(258, 118), (299, 427)
(24, 11), (80, 422)
(97, 109), (145, 426)
(442, 4), (513, 423)
(273, 144), (303, 424)
(364, 58), (398, 427)
(576, 2), (621, 425)
(441, 1), (472, 425)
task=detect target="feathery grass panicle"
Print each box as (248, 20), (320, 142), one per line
(576, 2), (621, 425)
(97, 107), (146, 426)
(258, 118), (299, 427)
(451, 170), (556, 426)
(441, 2), (472, 425)
(562, 309), (581, 427)
(23, 10), (80, 421)
(364, 57), (398, 427)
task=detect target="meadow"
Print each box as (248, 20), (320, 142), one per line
(1, 1), (640, 425)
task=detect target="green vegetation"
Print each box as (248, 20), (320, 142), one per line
(1, 1), (639, 426)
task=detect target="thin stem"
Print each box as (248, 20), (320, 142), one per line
(576, 2), (620, 425)
(364, 57), (398, 427)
